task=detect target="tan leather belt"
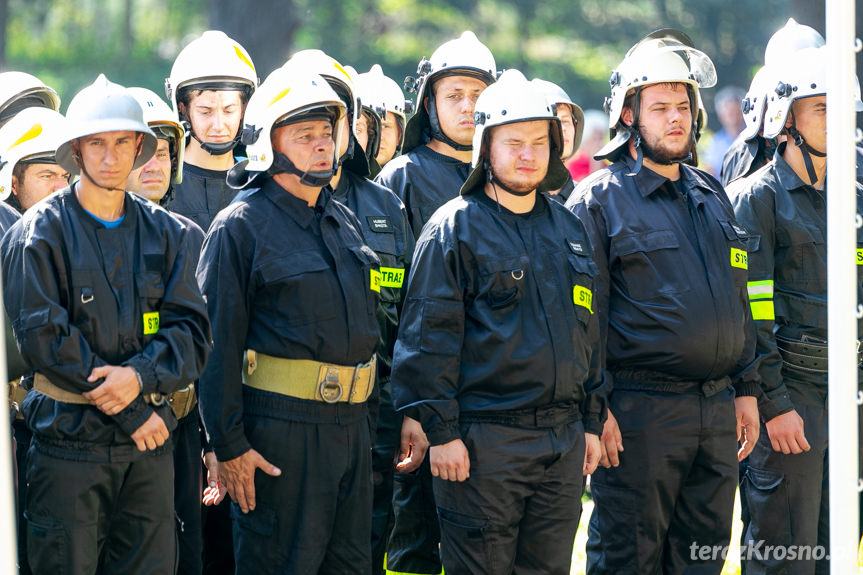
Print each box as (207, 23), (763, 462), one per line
(243, 350), (375, 404)
(168, 384), (197, 420)
(8, 377), (27, 420)
(33, 373), (167, 407)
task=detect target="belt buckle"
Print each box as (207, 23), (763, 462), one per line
(319, 367), (343, 403)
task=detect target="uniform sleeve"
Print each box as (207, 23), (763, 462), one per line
(1, 225), (154, 437)
(731, 190), (794, 420)
(196, 221), (254, 461)
(123, 227), (212, 396)
(391, 230), (465, 446)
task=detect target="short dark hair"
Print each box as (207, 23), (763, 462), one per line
(11, 161), (28, 183)
(177, 86), (250, 109)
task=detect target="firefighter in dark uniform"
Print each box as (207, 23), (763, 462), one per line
(532, 78), (584, 205)
(722, 19), (824, 188)
(197, 68), (380, 574)
(391, 69), (604, 574)
(0, 105), (68, 575)
(0, 74), (211, 575)
(356, 64), (410, 171)
(374, 31), (497, 575)
(730, 45), (863, 575)
(283, 53), (416, 575)
(125, 86), (208, 575)
(164, 30), (258, 231)
(566, 31), (761, 575)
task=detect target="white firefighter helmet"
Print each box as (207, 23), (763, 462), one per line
(0, 71), (61, 126)
(461, 69), (566, 194)
(739, 66), (775, 142)
(764, 18), (825, 69)
(595, 29), (716, 163)
(347, 64), (382, 163)
(357, 64), (410, 157)
(762, 45), (862, 139)
(55, 74), (157, 176)
(530, 78), (585, 159)
(283, 50), (360, 139)
(403, 30), (497, 153)
(0, 107), (67, 200)
(127, 87), (185, 185)
(228, 68), (347, 189)
(165, 30), (258, 113)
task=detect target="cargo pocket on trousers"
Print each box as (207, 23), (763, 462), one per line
(742, 466), (792, 547)
(230, 502), (277, 538)
(25, 510), (67, 574)
(437, 506), (494, 572)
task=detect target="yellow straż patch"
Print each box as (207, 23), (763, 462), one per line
(573, 285), (593, 314)
(143, 312), (160, 335)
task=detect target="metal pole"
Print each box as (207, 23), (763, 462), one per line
(0, 275), (16, 571)
(826, 0), (860, 572)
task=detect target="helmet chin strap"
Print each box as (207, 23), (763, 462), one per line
(484, 161), (534, 197)
(74, 146), (134, 194)
(427, 89), (473, 152)
(268, 152), (336, 187)
(786, 109), (826, 186)
(181, 119), (241, 156)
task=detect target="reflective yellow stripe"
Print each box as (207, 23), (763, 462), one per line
(747, 280), (773, 300)
(573, 285), (593, 314)
(750, 300), (774, 321)
(730, 248), (748, 270)
(857, 248), (863, 265)
(378, 267), (405, 288)
(370, 269), (381, 293)
(143, 312), (160, 334)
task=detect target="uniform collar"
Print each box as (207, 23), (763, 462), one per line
(620, 154), (718, 200)
(261, 177), (332, 230)
(772, 142), (816, 195)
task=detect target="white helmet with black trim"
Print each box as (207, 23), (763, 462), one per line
(403, 30), (497, 154)
(461, 69), (567, 195)
(739, 66), (775, 142)
(55, 74), (157, 177)
(530, 78), (585, 160)
(763, 45), (863, 183)
(228, 68), (347, 190)
(595, 29), (716, 173)
(0, 107), (67, 200)
(358, 64), (411, 158)
(346, 64), (382, 166)
(127, 87), (185, 186)
(165, 30), (258, 156)
(0, 71), (61, 127)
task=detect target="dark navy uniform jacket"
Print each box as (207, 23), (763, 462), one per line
(730, 145), (863, 419)
(0, 186), (212, 461)
(392, 189), (607, 446)
(167, 163), (237, 231)
(197, 178), (380, 461)
(720, 134), (776, 188)
(375, 145), (471, 239)
(0, 201), (29, 381)
(333, 170), (414, 391)
(566, 155), (761, 398)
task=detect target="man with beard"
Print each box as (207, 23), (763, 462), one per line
(392, 69), (604, 574)
(566, 31), (761, 575)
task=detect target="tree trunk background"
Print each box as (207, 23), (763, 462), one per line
(208, 0), (299, 81)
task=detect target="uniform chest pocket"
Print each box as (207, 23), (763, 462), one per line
(347, 244), (382, 319)
(364, 230), (398, 258)
(774, 224), (825, 284)
(718, 220), (750, 287)
(256, 250), (338, 327)
(136, 272), (165, 304)
(566, 253), (596, 325)
(612, 230), (687, 300)
(478, 257), (526, 311)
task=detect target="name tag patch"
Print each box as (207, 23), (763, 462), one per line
(573, 285), (593, 314)
(367, 216), (393, 233)
(378, 267), (404, 288)
(567, 240), (586, 255)
(731, 248), (748, 270)
(143, 312), (160, 335)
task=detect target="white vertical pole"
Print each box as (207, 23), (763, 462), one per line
(0, 276), (16, 571)
(827, 0), (860, 572)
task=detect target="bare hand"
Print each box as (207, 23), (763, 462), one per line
(583, 432), (601, 475)
(202, 451), (227, 506)
(220, 449), (281, 513)
(599, 408), (624, 468)
(429, 438), (470, 482)
(130, 411), (170, 452)
(734, 396), (760, 461)
(83, 365), (139, 415)
(765, 409), (810, 454)
(394, 416), (430, 473)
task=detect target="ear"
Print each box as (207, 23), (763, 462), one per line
(621, 106), (634, 128)
(11, 174), (19, 196)
(71, 140), (82, 166)
(178, 101), (187, 117)
(785, 102), (795, 129)
(423, 96), (429, 114)
(136, 133), (144, 156)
